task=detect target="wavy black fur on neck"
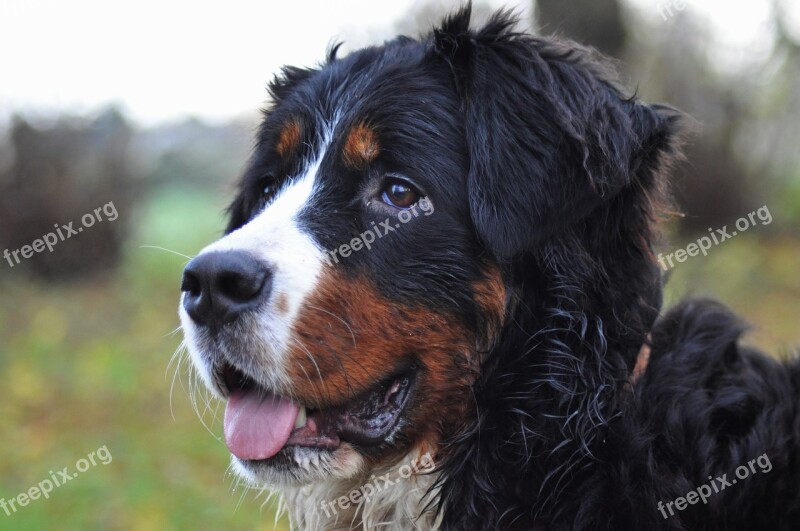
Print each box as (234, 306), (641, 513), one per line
(427, 5), (687, 529)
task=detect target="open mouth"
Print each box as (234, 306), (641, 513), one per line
(220, 362), (416, 462)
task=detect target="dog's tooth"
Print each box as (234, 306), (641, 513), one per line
(295, 406), (307, 429)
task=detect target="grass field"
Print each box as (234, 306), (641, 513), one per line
(0, 185), (797, 530)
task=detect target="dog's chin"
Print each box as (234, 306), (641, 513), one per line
(230, 443), (366, 487)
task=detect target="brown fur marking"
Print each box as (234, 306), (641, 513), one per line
(472, 267), (507, 350)
(343, 123), (380, 168)
(276, 119), (302, 158)
(288, 269), (477, 463)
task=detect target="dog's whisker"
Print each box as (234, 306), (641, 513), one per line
(163, 324), (185, 340)
(212, 396), (223, 427)
(306, 303), (357, 347)
(234, 479), (251, 512)
(139, 244), (195, 261)
(304, 303), (385, 399)
(303, 303), (366, 398)
(186, 366), (221, 440)
(289, 337), (330, 405)
(166, 337), (187, 376)
(275, 493), (288, 528)
(167, 342), (189, 421)
(293, 356), (325, 407)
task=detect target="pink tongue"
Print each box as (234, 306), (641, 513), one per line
(224, 390), (299, 460)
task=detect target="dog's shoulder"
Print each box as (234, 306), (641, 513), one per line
(633, 297), (798, 448)
(599, 300), (800, 530)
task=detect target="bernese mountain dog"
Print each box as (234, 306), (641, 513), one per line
(178, 5), (800, 530)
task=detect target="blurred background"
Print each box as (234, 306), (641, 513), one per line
(1, 0), (798, 529)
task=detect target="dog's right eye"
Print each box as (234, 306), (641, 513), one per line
(381, 179), (421, 209)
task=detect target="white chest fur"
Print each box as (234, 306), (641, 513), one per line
(280, 451), (442, 530)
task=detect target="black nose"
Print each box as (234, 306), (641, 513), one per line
(181, 251), (271, 328)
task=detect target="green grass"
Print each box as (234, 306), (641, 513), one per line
(0, 185), (797, 530)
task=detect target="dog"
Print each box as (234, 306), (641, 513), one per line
(178, 6), (800, 530)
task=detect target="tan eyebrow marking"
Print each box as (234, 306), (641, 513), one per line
(276, 119), (302, 158)
(343, 122), (380, 169)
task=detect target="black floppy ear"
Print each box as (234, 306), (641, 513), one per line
(434, 6), (678, 260)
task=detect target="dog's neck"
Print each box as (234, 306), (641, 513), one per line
(280, 449), (441, 531)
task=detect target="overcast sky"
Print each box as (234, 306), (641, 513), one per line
(1, 0), (796, 126)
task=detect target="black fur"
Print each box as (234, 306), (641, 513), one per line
(427, 7), (800, 530)
(224, 5), (800, 529)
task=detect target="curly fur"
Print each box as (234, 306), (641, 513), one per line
(424, 7), (800, 530)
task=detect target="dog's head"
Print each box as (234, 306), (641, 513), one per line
(178, 5), (680, 509)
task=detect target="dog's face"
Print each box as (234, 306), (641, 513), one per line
(179, 32), (505, 485)
(180, 9), (675, 491)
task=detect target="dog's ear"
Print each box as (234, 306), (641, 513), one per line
(434, 6), (679, 260)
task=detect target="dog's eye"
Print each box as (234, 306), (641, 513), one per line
(381, 180), (420, 209)
(260, 176), (276, 198)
